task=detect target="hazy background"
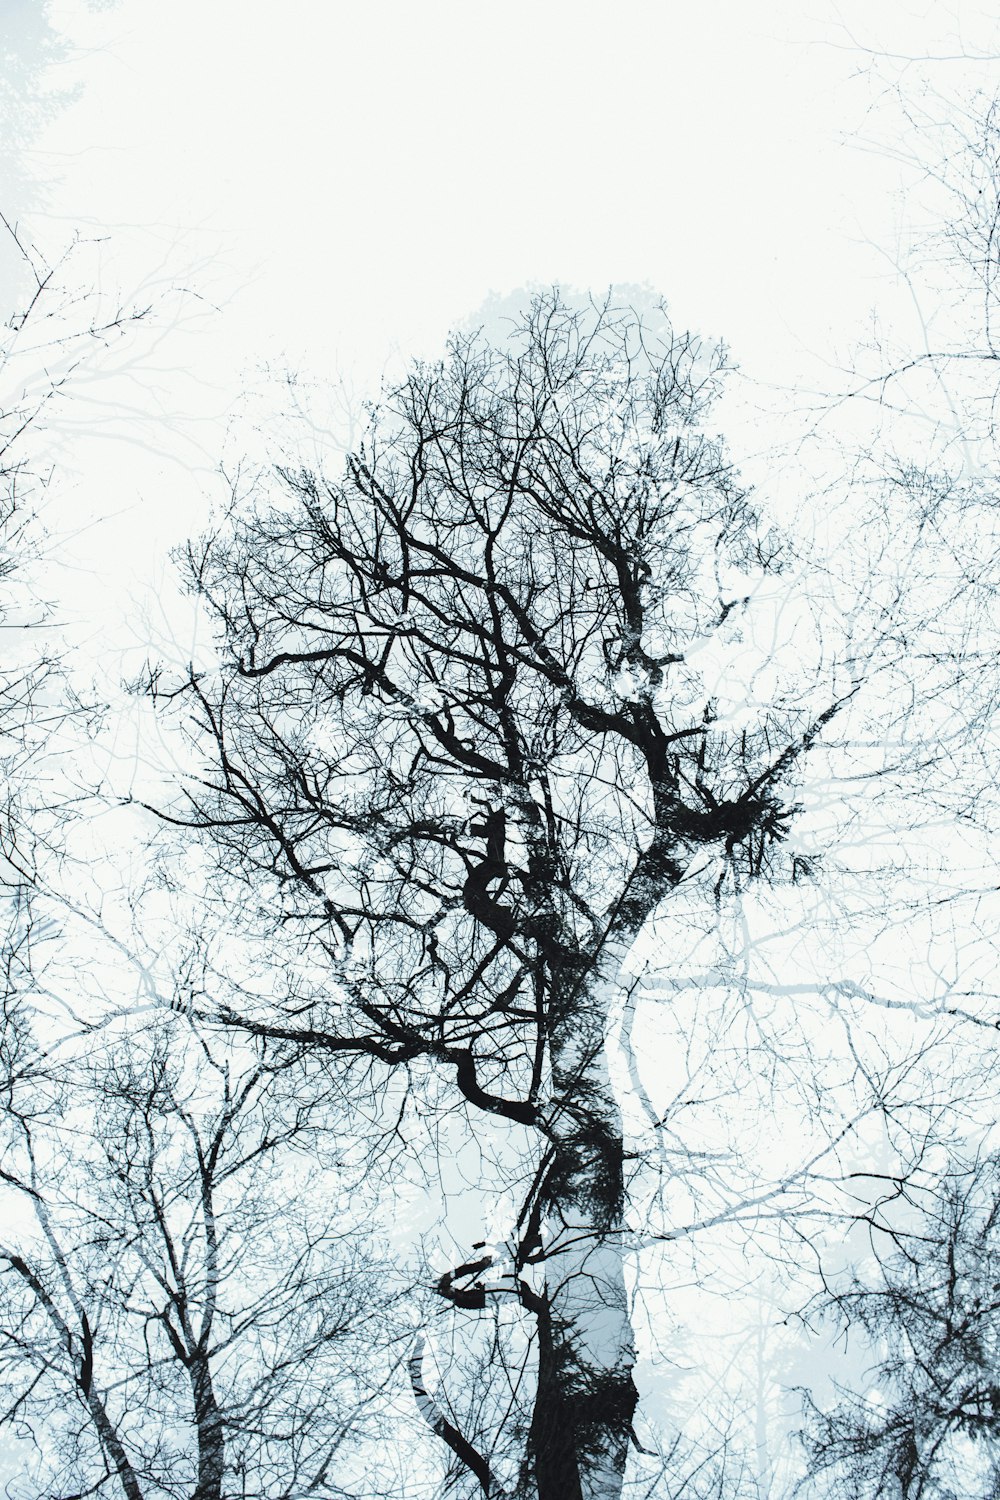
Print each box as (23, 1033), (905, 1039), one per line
(2, 5), (1000, 1492)
(2, 0), (996, 685)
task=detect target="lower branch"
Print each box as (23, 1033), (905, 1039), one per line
(409, 1334), (500, 1498)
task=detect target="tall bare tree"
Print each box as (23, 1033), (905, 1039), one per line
(157, 290), (870, 1500)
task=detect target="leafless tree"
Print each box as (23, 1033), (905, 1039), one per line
(752, 76), (1000, 1500)
(799, 1147), (1000, 1500)
(152, 289), (880, 1500)
(0, 998), (402, 1500)
(0, 211), (153, 896)
(0, 227), (413, 1499)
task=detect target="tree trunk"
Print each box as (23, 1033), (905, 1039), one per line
(85, 1388), (145, 1500)
(529, 968), (638, 1500)
(191, 1358), (225, 1500)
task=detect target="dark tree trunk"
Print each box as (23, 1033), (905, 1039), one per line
(191, 1358), (225, 1500)
(86, 1389), (145, 1500)
(529, 964), (638, 1500)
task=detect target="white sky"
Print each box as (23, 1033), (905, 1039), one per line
(3, 5), (1000, 1488)
(0, 1), (994, 980)
(0, 0), (990, 678)
(28, 0), (932, 370)
(0, 3), (997, 1057)
(0, 0), (990, 930)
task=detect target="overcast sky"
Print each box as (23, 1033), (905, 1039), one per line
(1, 1), (997, 682)
(22, 1), (960, 371)
(3, 9), (1000, 1488)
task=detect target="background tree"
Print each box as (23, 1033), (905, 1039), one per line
(158, 289), (882, 1500)
(800, 1147), (1000, 1500)
(760, 71), (1000, 1500)
(0, 224), (414, 1499)
(0, 982), (402, 1500)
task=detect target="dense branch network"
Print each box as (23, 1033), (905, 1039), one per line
(163, 290), (855, 1500)
(176, 295), (838, 1109)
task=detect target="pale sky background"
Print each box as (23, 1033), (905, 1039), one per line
(2, 0), (996, 688)
(6, 0), (998, 1112)
(3, 4), (1000, 1491)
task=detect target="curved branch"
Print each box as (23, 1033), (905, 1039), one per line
(408, 1335), (501, 1498)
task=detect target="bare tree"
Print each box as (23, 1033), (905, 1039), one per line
(0, 995), (402, 1500)
(0, 226), (414, 1488)
(153, 289), (873, 1500)
(799, 1146), (1000, 1500)
(739, 75), (1000, 1500)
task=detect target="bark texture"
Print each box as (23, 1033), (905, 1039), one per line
(529, 967), (637, 1500)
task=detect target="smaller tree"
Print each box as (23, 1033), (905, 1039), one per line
(0, 996), (400, 1500)
(800, 1150), (1000, 1500)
